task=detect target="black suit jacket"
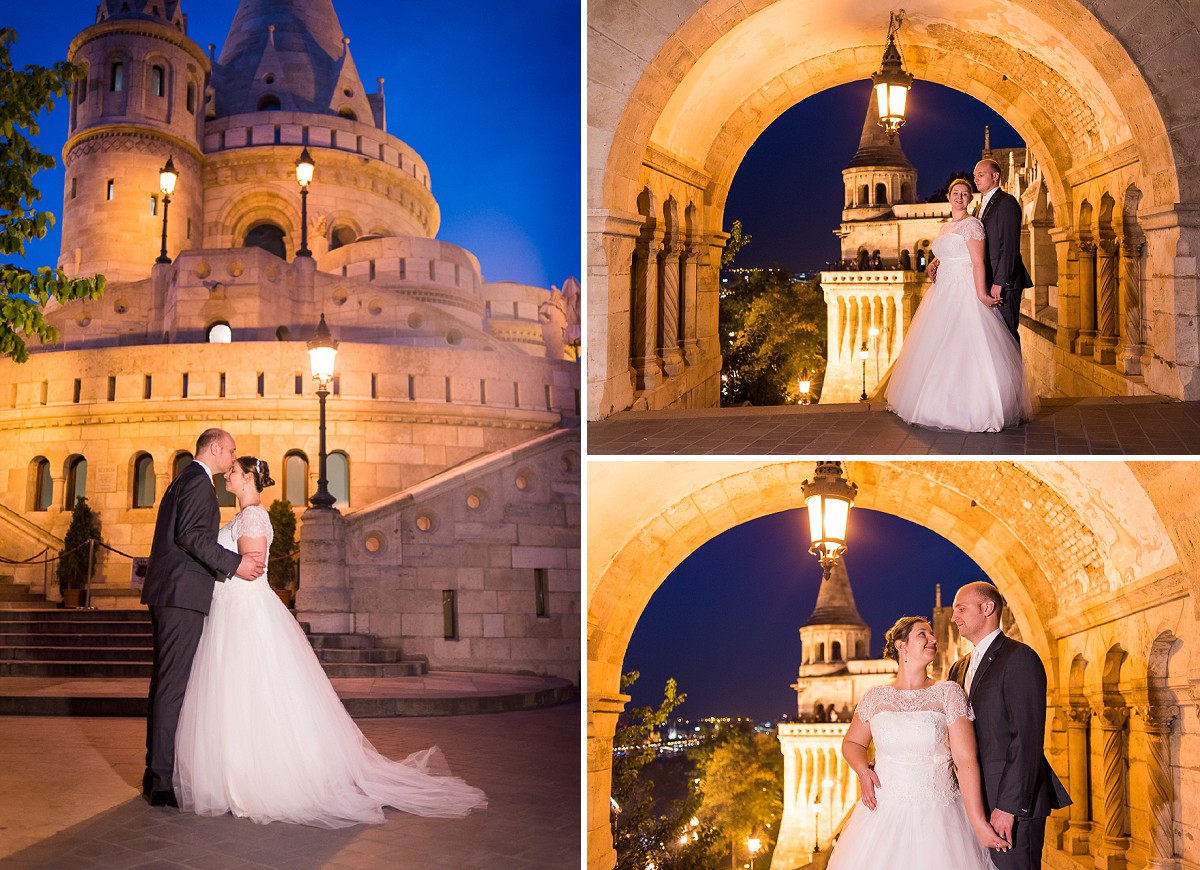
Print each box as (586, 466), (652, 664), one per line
(141, 461), (241, 613)
(949, 633), (1070, 820)
(979, 189), (1032, 297)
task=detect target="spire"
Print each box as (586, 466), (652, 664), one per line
(845, 89), (915, 171)
(211, 0), (377, 124)
(96, 0), (185, 29)
(802, 559), (869, 629)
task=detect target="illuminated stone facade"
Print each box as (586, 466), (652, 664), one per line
(0, 0), (579, 680)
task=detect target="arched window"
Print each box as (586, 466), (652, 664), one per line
(77, 72), (88, 103)
(110, 62), (124, 92)
(172, 451), (193, 479)
(328, 451), (349, 508)
(338, 108), (356, 121)
(329, 225), (357, 250)
(858, 184), (868, 206)
(65, 456), (88, 507)
(275, 326), (291, 341)
(150, 64), (164, 97)
(257, 95), (281, 111)
(283, 451), (308, 506)
(207, 322), (232, 343)
(133, 453), (156, 508)
(831, 640), (843, 662)
(32, 458), (52, 511)
(875, 183), (888, 205)
(855, 640), (865, 658)
(186, 82), (196, 113)
(900, 181), (912, 202)
(816, 642), (825, 663)
(214, 473), (237, 508)
(244, 223), (286, 259)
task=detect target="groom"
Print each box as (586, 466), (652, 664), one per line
(949, 582), (1070, 869)
(141, 428), (263, 806)
(973, 158), (1033, 344)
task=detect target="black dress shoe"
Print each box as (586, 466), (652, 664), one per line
(149, 790), (179, 808)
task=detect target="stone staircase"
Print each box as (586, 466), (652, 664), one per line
(0, 573), (51, 609)
(0, 609), (426, 680)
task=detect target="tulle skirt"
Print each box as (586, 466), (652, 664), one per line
(885, 257), (1034, 432)
(827, 790), (996, 870)
(174, 575), (487, 827)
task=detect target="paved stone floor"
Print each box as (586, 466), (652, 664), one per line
(0, 703), (579, 869)
(587, 397), (1200, 455)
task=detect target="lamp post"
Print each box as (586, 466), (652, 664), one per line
(812, 804), (820, 853)
(306, 314), (338, 510)
(747, 835), (761, 870)
(156, 156), (178, 264)
(822, 778), (835, 840)
(872, 11), (913, 142)
(295, 147), (315, 258)
(797, 368), (812, 405)
(859, 341), (869, 401)
(801, 461), (858, 580)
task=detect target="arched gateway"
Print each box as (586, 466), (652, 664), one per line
(587, 461), (1198, 868)
(587, 0), (1200, 420)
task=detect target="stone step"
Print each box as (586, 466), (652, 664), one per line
(0, 587), (45, 602)
(0, 660), (152, 678)
(313, 647), (404, 664)
(305, 632), (377, 650)
(319, 661), (427, 678)
(0, 609), (150, 623)
(0, 620), (151, 635)
(0, 632), (151, 648)
(0, 646), (150, 663)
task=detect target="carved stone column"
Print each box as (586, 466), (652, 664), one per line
(1064, 705), (1093, 855)
(630, 221), (663, 392)
(680, 244), (700, 364)
(1118, 236), (1146, 376)
(1075, 239), (1097, 356)
(1095, 239), (1119, 365)
(587, 694), (628, 870)
(657, 233), (684, 377)
(1096, 704), (1130, 870)
(1140, 704), (1180, 870)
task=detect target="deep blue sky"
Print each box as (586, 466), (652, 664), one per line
(725, 79), (1023, 273)
(5, 0), (580, 289)
(622, 507), (992, 723)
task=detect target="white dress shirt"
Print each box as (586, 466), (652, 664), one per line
(978, 186), (999, 219)
(965, 627), (1002, 694)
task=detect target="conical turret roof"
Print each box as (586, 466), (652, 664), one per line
(802, 559), (869, 628)
(96, 0), (185, 29)
(845, 91), (915, 170)
(211, 0), (376, 124)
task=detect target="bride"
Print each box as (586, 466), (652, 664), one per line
(826, 617), (1004, 870)
(884, 179), (1034, 431)
(173, 456), (487, 827)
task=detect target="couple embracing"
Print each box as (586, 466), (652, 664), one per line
(141, 428), (486, 825)
(884, 159), (1036, 433)
(827, 582), (1070, 870)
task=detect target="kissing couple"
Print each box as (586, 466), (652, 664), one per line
(827, 582), (1070, 869)
(140, 427), (486, 825)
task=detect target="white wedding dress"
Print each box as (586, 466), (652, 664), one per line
(885, 216), (1033, 431)
(174, 505), (487, 827)
(827, 682), (996, 870)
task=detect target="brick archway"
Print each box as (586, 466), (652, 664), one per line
(586, 460), (1186, 869)
(588, 0), (1199, 419)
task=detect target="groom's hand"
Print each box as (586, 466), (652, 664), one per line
(236, 551), (265, 581)
(855, 766), (881, 811)
(989, 808), (1015, 845)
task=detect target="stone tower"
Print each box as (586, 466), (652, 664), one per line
(795, 559), (871, 715)
(840, 93), (917, 228)
(60, 0), (209, 283)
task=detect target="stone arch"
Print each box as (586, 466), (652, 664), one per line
(586, 460), (1183, 868)
(243, 223), (286, 259)
(221, 194), (300, 258)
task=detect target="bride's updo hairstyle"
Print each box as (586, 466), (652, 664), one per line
(882, 616), (931, 661)
(235, 456), (275, 492)
(947, 177), (974, 196)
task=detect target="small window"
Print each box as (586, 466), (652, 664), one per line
(338, 108), (356, 121)
(186, 82), (195, 113)
(77, 75), (88, 103)
(480, 379), (487, 404)
(218, 372), (226, 398)
(207, 323), (232, 343)
(258, 95), (281, 111)
(107, 376), (116, 401)
(442, 590), (458, 640)
(428, 261), (436, 281)
(73, 379), (81, 403)
(143, 375), (152, 399)
(110, 62), (123, 92)
(368, 260), (376, 281)
(256, 372), (265, 397)
(33, 458), (52, 511)
(66, 456), (88, 507)
(445, 377), (452, 403)
(370, 374), (378, 399)
(535, 568), (549, 618)
(150, 195), (158, 215)
(71, 178), (77, 199)
(133, 453), (156, 508)
(186, 217), (192, 240)
(332, 376), (340, 396)
(328, 451), (348, 508)
(181, 372), (189, 398)
(150, 65), (164, 97)
(545, 384), (552, 411)
(397, 258), (406, 279)
(294, 373), (303, 395)
(407, 375), (415, 400)
(106, 179), (114, 201)
(284, 451), (308, 505)
(513, 382), (521, 407)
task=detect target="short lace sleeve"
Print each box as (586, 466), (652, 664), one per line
(939, 681), (974, 725)
(959, 216), (986, 241)
(855, 687), (884, 723)
(235, 505), (272, 540)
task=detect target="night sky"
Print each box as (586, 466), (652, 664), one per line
(724, 79), (1023, 273)
(622, 507), (992, 724)
(4, 0), (579, 289)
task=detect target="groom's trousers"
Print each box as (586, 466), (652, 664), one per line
(991, 816), (1046, 870)
(145, 605), (205, 793)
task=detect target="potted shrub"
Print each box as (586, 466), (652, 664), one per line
(58, 496), (102, 607)
(267, 499), (298, 608)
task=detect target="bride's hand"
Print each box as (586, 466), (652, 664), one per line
(972, 818), (1007, 851)
(856, 766), (881, 810)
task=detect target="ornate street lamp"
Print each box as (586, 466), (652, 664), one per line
(295, 147), (315, 258)
(859, 341), (869, 401)
(801, 461), (858, 580)
(872, 11), (913, 143)
(306, 314), (339, 510)
(797, 368), (812, 405)
(747, 835), (761, 870)
(812, 803), (821, 853)
(156, 155), (178, 264)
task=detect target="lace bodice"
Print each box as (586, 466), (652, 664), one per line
(932, 216), (985, 262)
(856, 682), (973, 806)
(216, 505), (273, 582)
